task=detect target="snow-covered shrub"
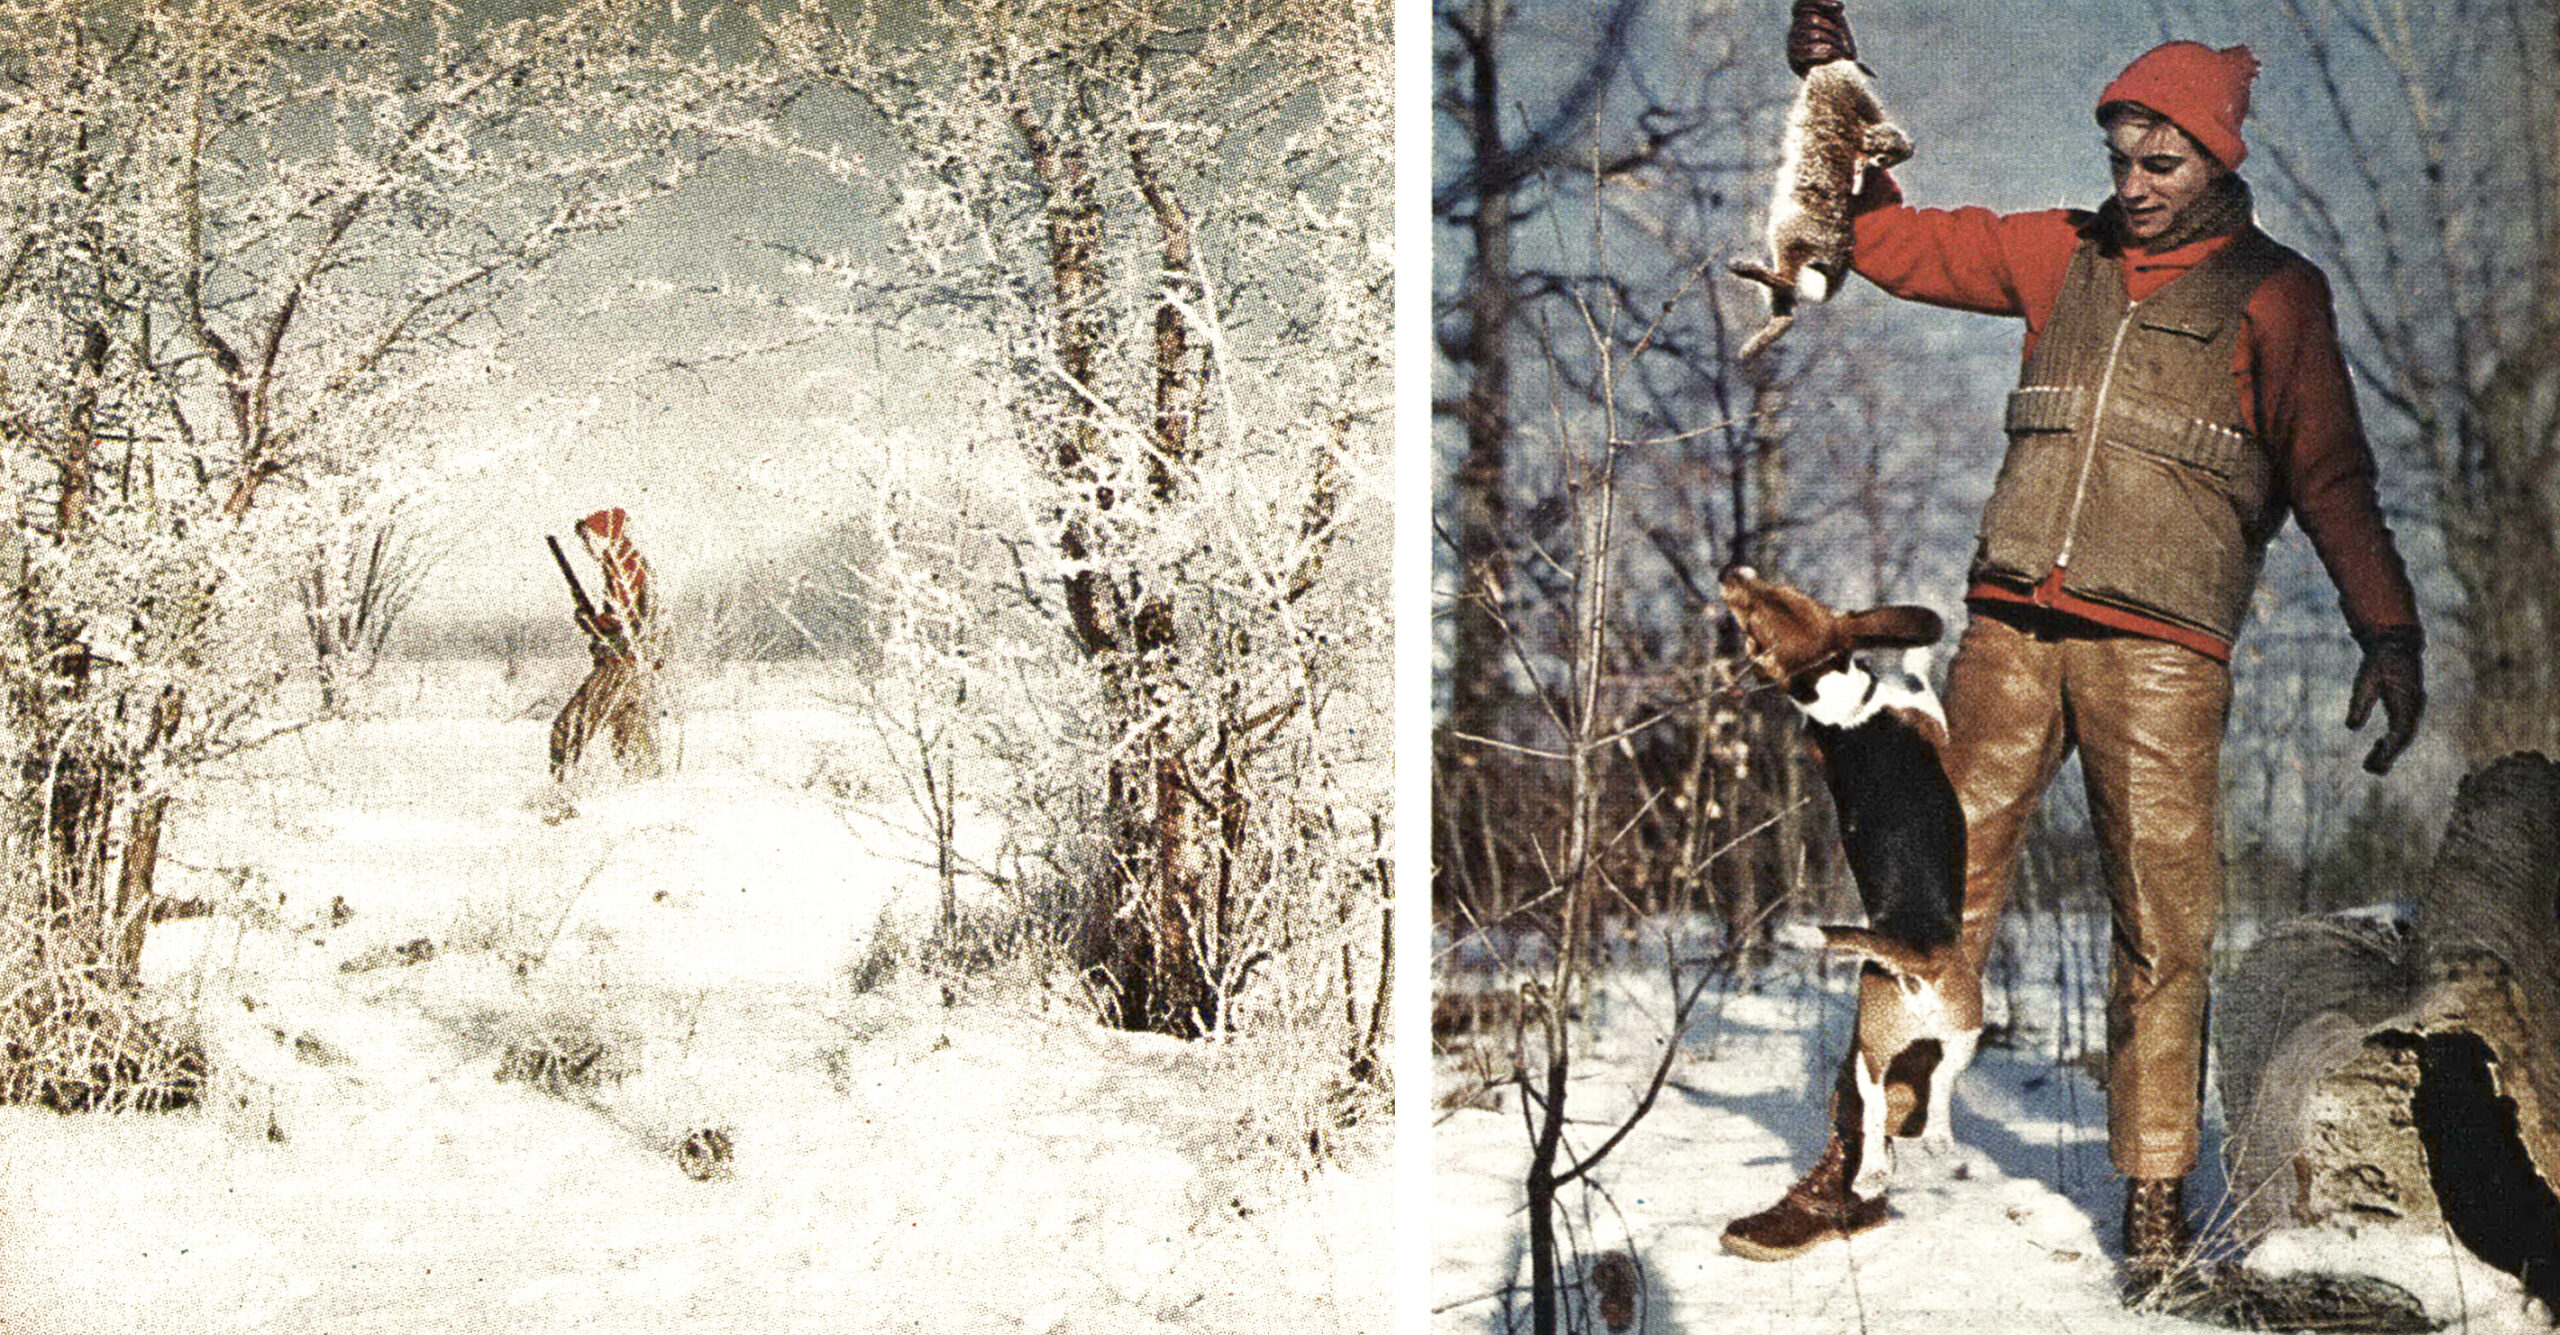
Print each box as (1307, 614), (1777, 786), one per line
(671, 517), (883, 666)
(1216, 1000), (1392, 1172)
(0, 965), (205, 1112)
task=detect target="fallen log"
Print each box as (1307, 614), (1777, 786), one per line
(2216, 752), (2560, 1315)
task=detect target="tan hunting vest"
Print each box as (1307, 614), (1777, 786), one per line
(1973, 228), (2293, 643)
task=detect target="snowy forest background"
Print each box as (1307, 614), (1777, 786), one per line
(1434, 0), (2557, 1331)
(0, 0), (1392, 1330)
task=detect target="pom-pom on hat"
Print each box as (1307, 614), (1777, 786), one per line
(2098, 41), (2259, 169)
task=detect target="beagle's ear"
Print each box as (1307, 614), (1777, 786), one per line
(1842, 605), (1943, 650)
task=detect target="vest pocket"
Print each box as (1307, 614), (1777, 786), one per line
(2067, 447), (2255, 641)
(1977, 432), (2079, 580)
(2136, 311), (2227, 343)
(1981, 387), (2092, 579)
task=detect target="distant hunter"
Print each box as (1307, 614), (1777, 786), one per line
(549, 506), (660, 781)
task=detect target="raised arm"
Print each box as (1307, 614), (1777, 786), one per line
(1848, 173), (2083, 322)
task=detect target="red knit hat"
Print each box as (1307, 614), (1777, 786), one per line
(576, 507), (629, 542)
(2098, 41), (2259, 169)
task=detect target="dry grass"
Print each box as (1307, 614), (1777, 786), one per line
(0, 970), (205, 1113)
(492, 1016), (632, 1099)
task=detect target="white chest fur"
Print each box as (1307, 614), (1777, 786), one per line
(1797, 648), (1943, 732)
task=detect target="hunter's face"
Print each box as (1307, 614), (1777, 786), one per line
(2106, 118), (2221, 245)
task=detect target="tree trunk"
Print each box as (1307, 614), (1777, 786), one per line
(2442, 452), (2560, 761)
(1131, 131), (1198, 502)
(1447, 0), (1516, 749)
(111, 793), (169, 982)
(1132, 140), (1213, 1038)
(928, 727), (956, 936)
(1350, 817), (1391, 1085)
(1017, 106), (1226, 1039)
(2217, 754), (2560, 1309)
(1151, 745), (1208, 1035)
(1525, 1045), (1568, 1335)
(37, 750), (116, 974)
(1019, 109), (1144, 1026)
(1016, 109), (1117, 662)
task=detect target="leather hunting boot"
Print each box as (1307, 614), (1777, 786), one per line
(2118, 1176), (2196, 1303)
(1720, 1133), (1890, 1261)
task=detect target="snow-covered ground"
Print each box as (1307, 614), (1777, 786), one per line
(1432, 923), (2553, 1334)
(0, 661), (1387, 1334)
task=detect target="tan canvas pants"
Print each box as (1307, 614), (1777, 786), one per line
(1841, 607), (2231, 1178)
(549, 652), (658, 781)
(1948, 608), (2232, 1177)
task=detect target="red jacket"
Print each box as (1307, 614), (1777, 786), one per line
(1850, 175), (2419, 658)
(576, 507), (651, 641)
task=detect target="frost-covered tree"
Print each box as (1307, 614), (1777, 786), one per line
(0, 0), (784, 1107)
(760, 0), (1391, 1044)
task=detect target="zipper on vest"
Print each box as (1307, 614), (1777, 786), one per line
(2050, 300), (2140, 572)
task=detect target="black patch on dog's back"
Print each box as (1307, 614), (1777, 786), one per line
(1806, 713), (1964, 948)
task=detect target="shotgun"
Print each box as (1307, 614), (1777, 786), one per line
(547, 534), (631, 659)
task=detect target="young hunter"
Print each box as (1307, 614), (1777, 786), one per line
(549, 506), (660, 781)
(1720, 5), (2428, 1301)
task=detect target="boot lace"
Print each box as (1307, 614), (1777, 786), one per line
(1784, 1135), (1860, 1215)
(2125, 1178), (2189, 1264)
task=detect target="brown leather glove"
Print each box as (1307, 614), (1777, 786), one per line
(2347, 625), (2424, 775)
(1787, 0), (1858, 76)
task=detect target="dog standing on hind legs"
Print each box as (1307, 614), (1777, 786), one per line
(1715, 568), (1983, 1260)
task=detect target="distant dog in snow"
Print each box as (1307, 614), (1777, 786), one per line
(1720, 567), (1980, 1192)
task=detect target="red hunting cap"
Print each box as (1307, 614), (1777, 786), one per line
(576, 507), (630, 541)
(2098, 41), (2259, 169)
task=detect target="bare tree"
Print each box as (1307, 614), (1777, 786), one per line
(300, 487), (440, 710)
(1432, 0), (1765, 932)
(1437, 184), (1749, 1335)
(1435, 0), (1652, 746)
